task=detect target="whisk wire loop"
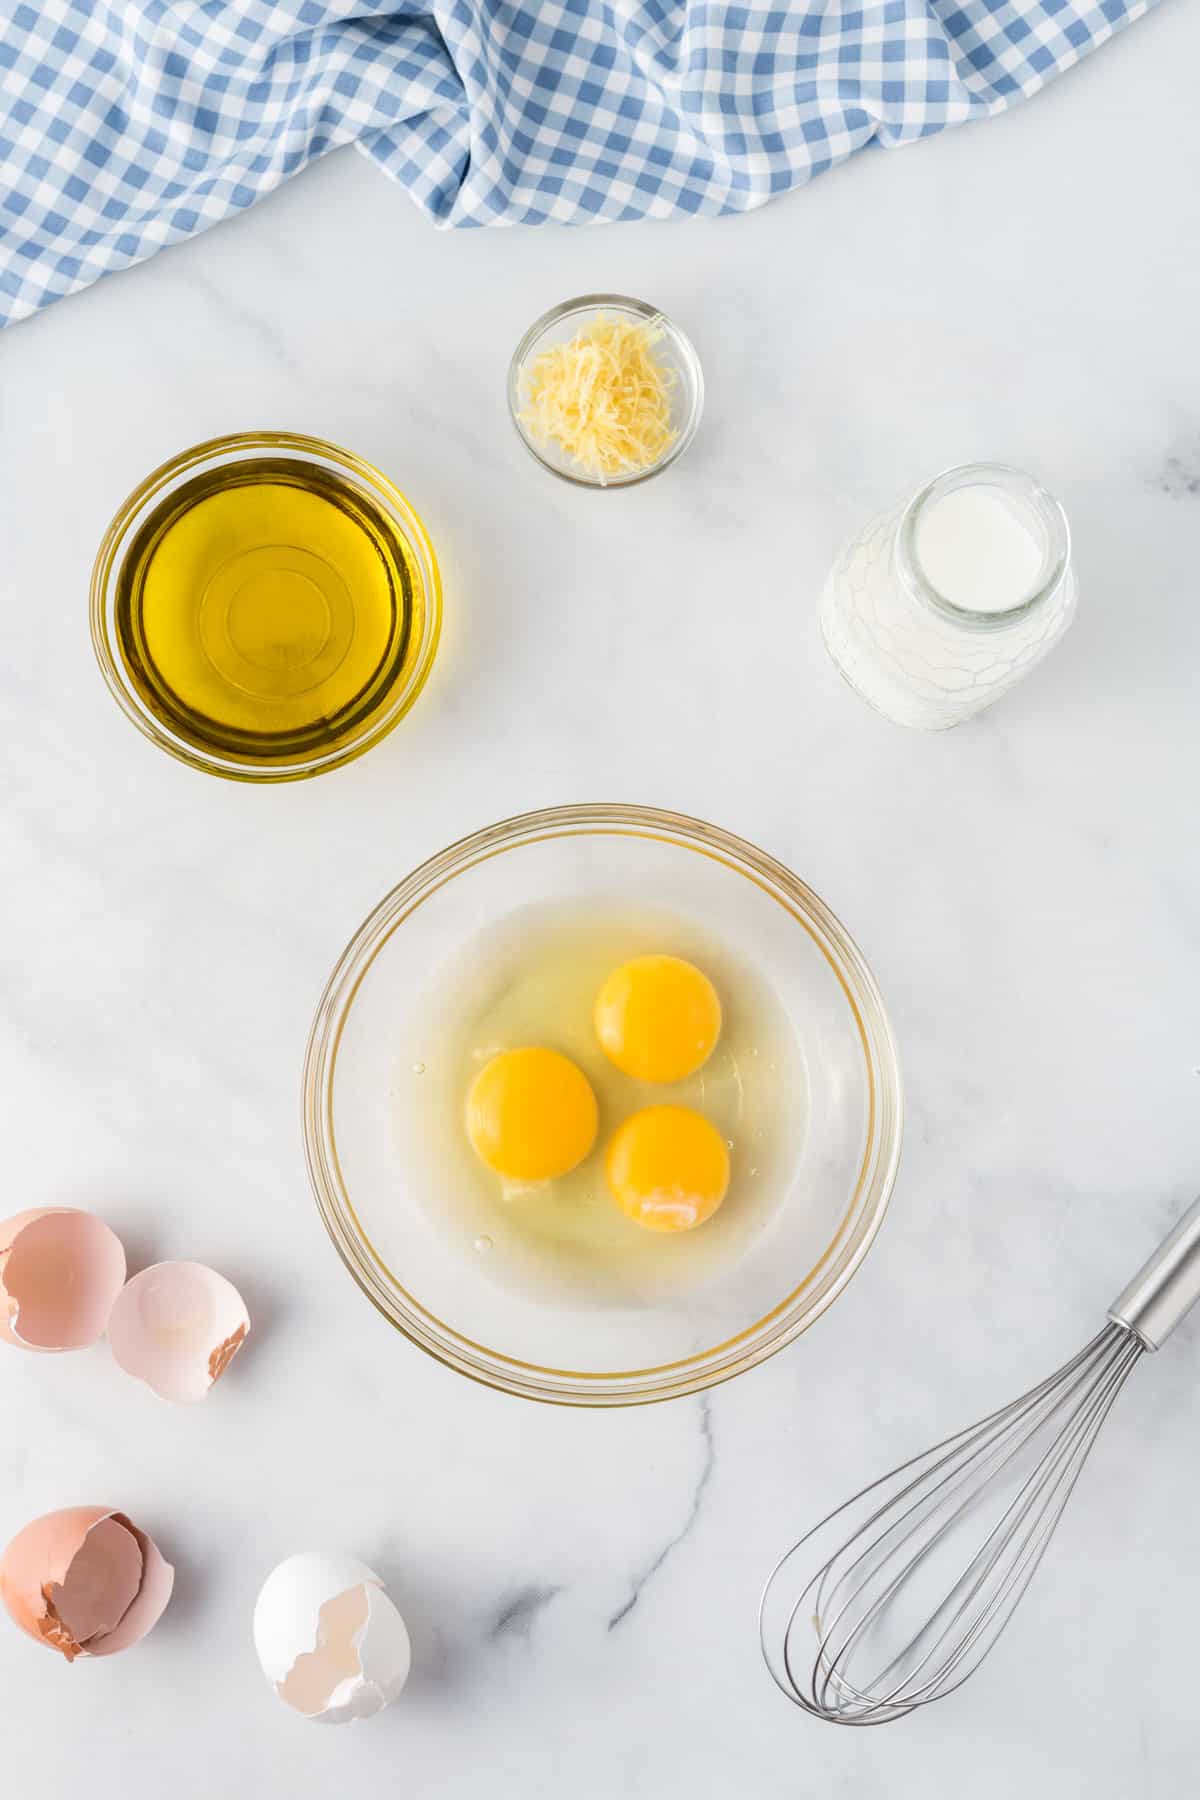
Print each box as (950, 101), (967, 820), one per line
(808, 1329), (1119, 1705)
(892, 1327), (1140, 1711)
(763, 1322), (1145, 1725)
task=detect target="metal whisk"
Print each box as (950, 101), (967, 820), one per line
(761, 1195), (1200, 1725)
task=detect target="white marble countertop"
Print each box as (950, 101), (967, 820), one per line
(4, 4), (1200, 1792)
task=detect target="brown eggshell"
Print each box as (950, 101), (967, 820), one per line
(0, 1209), (127, 1352)
(94, 1520), (174, 1655)
(0, 1507), (174, 1661)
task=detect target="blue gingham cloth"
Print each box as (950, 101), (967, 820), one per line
(1, 0), (1153, 327)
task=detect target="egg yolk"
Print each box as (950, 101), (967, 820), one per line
(605, 1105), (730, 1232)
(465, 1047), (599, 1183)
(594, 954), (722, 1084)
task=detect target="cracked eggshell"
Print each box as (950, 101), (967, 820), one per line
(0, 1208), (127, 1352)
(107, 1261), (250, 1403)
(0, 1506), (174, 1661)
(253, 1553), (412, 1724)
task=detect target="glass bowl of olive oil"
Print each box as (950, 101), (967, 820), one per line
(91, 431), (442, 781)
(304, 804), (903, 1406)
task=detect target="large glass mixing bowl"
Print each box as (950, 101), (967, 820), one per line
(303, 805), (902, 1405)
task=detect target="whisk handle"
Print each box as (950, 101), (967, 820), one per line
(1109, 1195), (1200, 1350)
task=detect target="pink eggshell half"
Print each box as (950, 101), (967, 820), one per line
(0, 1209), (127, 1352)
(108, 1261), (250, 1403)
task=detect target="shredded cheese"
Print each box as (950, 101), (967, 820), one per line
(519, 313), (678, 484)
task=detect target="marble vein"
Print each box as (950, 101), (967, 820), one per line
(1148, 437), (1200, 498)
(184, 268), (305, 376)
(607, 1395), (714, 1631)
(488, 1583), (562, 1643)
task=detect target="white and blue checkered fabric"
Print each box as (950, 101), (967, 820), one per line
(1, 0), (1153, 326)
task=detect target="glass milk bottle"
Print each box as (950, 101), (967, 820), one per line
(820, 464), (1077, 730)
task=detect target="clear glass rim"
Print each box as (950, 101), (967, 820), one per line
(302, 803), (904, 1407)
(896, 461), (1072, 629)
(89, 429), (444, 783)
(506, 294), (705, 489)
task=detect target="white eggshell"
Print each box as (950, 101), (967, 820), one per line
(253, 1553), (412, 1724)
(253, 1553), (379, 1683)
(352, 1586), (413, 1716)
(107, 1261), (250, 1403)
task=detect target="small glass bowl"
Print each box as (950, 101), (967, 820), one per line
(507, 295), (704, 488)
(303, 804), (903, 1406)
(90, 431), (443, 783)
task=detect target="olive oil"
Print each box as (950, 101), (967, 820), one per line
(113, 456), (426, 769)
